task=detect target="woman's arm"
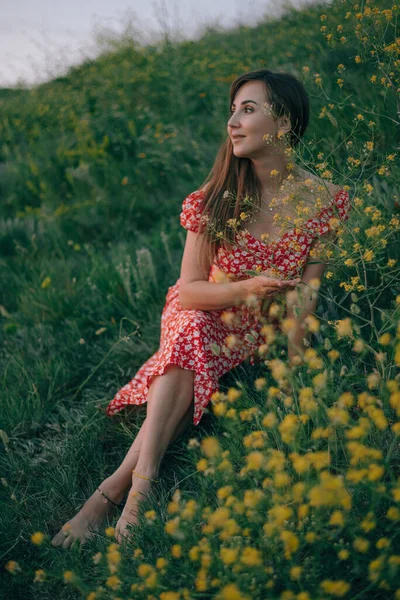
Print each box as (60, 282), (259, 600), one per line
(286, 182), (348, 361)
(286, 239), (330, 362)
(179, 231), (299, 311)
(180, 279), (251, 311)
(178, 230), (252, 310)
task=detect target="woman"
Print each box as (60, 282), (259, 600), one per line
(51, 69), (351, 548)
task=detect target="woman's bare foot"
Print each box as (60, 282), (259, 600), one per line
(115, 472), (157, 544)
(51, 477), (128, 549)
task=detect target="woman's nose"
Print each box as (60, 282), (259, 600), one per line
(228, 113), (239, 127)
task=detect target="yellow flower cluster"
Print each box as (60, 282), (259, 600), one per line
(308, 471), (351, 509)
(320, 580), (350, 596)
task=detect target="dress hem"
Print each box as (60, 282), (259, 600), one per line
(106, 358), (218, 427)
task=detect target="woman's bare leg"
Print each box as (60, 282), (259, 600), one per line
(51, 370), (194, 549)
(115, 365), (194, 543)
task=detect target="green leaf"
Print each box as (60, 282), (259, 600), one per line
(210, 343), (221, 356)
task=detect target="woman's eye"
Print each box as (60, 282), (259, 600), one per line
(229, 107), (253, 115)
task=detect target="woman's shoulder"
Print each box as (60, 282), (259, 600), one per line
(181, 182), (211, 213)
(293, 169), (349, 218)
(180, 184), (211, 232)
(296, 168), (342, 199)
(184, 182), (211, 202)
(200, 182), (212, 194)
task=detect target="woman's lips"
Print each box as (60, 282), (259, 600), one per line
(232, 136), (245, 143)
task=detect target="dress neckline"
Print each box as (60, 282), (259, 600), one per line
(240, 188), (346, 249)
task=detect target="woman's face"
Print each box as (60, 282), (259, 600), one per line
(227, 80), (289, 159)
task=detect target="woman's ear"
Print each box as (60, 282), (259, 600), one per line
(277, 114), (292, 137)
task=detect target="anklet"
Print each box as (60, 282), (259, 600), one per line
(97, 487), (124, 508)
(132, 470), (159, 484)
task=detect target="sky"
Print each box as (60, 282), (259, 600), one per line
(0, 0), (323, 88)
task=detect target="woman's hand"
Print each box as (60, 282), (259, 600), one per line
(244, 270), (301, 300)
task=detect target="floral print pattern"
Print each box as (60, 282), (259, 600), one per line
(106, 187), (351, 426)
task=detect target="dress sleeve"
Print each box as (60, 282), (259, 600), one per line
(312, 189), (351, 238)
(180, 189), (207, 233)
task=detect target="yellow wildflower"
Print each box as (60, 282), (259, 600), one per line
(336, 318), (353, 338)
(268, 505), (293, 526)
(299, 387), (318, 413)
(254, 378), (267, 390)
(379, 333), (391, 345)
(171, 544), (182, 558)
(33, 569), (46, 582)
(240, 547), (263, 566)
(386, 507), (399, 520)
(309, 451), (331, 470)
(327, 406), (349, 426)
(220, 547), (239, 565)
(328, 349), (340, 362)
(280, 530), (299, 559)
(329, 511), (344, 526)
(30, 531), (45, 545)
(160, 593), (181, 600)
(156, 557), (168, 570)
(279, 414), (299, 443)
(262, 412), (277, 428)
(5, 561), (21, 574)
(353, 537), (369, 553)
(268, 386), (280, 397)
(320, 580), (350, 596)
(269, 359), (288, 381)
(246, 451), (265, 470)
(165, 516), (181, 535)
(353, 339), (365, 352)
(313, 370), (327, 391)
(361, 512), (376, 532)
(213, 402), (227, 417)
(289, 452), (310, 475)
(201, 437), (221, 458)
(219, 583), (249, 600)
(290, 566), (302, 580)
(274, 471), (292, 487)
(304, 348), (323, 369)
(363, 249), (374, 261)
(227, 387), (241, 402)
(106, 575), (122, 590)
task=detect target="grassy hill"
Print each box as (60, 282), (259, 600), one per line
(1, 0), (400, 598)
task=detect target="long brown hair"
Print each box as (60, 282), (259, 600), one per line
(196, 68), (310, 275)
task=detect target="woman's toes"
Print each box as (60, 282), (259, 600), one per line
(62, 535), (74, 550)
(115, 529), (122, 545)
(51, 525), (71, 547)
(116, 524), (132, 544)
(50, 532), (64, 547)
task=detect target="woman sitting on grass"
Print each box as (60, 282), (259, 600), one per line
(51, 68), (351, 548)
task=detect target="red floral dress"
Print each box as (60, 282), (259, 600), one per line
(106, 187), (351, 426)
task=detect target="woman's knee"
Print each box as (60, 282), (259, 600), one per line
(166, 364), (194, 378)
(164, 365), (195, 391)
(147, 365), (194, 417)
